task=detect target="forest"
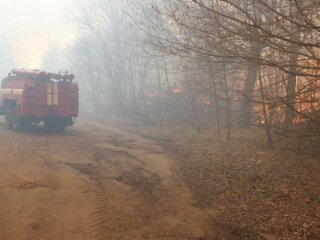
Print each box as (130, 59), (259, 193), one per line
(41, 0), (320, 154)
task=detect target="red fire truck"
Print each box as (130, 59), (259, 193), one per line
(0, 69), (79, 132)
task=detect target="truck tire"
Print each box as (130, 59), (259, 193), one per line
(10, 104), (28, 131)
(4, 105), (13, 129)
(44, 121), (66, 133)
(11, 104), (20, 131)
(54, 124), (66, 133)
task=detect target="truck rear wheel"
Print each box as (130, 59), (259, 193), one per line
(44, 120), (66, 133)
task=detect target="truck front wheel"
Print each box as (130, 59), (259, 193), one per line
(11, 105), (31, 131)
(4, 105), (13, 129)
(5, 103), (28, 131)
(11, 104), (21, 131)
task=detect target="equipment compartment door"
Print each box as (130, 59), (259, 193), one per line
(47, 81), (59, 106)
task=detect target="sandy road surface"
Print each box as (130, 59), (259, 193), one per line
(0, 119), (216, 240)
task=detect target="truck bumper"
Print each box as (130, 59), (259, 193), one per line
(21, 105), (78, 118)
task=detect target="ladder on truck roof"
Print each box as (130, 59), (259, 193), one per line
(10, 69), (75, 81)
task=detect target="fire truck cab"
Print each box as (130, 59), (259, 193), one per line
(0, 69), (79, 132)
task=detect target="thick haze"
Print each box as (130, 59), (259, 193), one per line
(0, 0), (75, 70)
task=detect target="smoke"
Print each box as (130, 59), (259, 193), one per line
(0, 39), (15, 78)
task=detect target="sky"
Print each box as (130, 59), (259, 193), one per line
(0, 0), (75, 69)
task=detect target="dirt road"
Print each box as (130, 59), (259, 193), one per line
(0, 119), (216, 240)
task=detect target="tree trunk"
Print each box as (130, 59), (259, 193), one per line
(212, 70), (222, 137)
(258, 67), (273, 148)
(284, 46), (300, 128)
(223, 63), (231, 140)
(241, 40), (262, 126)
